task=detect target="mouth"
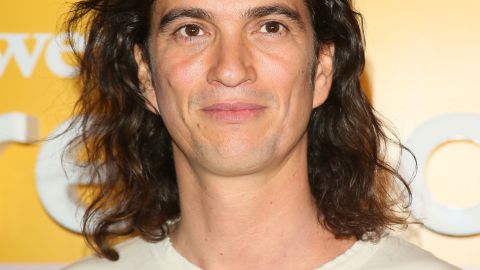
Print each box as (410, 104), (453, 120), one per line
(201, 102), (267, 123)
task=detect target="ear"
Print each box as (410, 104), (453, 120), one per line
(312, 44), (334, 109)
(134, 45), (159, 112)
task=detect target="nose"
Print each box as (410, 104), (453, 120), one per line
(207, 35), (257, 87)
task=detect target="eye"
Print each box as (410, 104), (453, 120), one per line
(177, 24), (205, 38)
(259, 21), (286, 34)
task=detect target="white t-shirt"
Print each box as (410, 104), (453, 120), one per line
(64, 235), (459, 270)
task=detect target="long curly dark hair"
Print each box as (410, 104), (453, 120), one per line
(64, 0), (412, 260)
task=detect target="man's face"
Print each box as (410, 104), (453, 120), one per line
(138, 0), (332, 176)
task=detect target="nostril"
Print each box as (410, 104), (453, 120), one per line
(207, 61), (255, 88)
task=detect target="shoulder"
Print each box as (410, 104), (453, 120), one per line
(362, 235), (460, 270)
(62, 237), (160, 270)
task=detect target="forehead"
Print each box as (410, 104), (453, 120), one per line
(152, 0), (311, 22)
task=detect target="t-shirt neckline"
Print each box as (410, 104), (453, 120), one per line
(153, 235), (381, 270)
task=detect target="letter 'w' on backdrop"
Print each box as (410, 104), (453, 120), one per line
(400, 113), (480, 236)
(35, 117), (89, 233)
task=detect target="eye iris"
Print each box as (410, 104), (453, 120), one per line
(185, 25), (200, 36)
(265, 22), (280, 33)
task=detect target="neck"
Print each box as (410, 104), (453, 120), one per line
(170, 136), (355, 270)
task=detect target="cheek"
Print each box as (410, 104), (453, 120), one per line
(161, 47), (206, 91)
(255, 44), (314, 145)
(153, 48), (207, 114)
(256, 45), (313, 111)
(149, 47), (212, 149)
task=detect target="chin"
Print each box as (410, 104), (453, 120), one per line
(200, 148), (275, 177)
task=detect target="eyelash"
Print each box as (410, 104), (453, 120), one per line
(174, 24), (207, 42)
(258, 21), (288, 36)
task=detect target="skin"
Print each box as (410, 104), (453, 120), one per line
(136, 0), (355, 269)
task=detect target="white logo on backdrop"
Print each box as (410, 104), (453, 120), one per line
(35, 118), (88, 232)
(400, 113), (480, 236)
(0, 32), (84, 78)
(0, 112), (39, 147)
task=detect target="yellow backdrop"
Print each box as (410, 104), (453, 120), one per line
(0, 0), (479, 268)
(0, 0), (87, 264)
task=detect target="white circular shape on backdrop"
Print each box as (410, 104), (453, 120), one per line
(35, 118), (89, 233)
(401, 112), (480, 236)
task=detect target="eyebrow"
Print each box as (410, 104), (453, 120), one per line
(159, 8), (213, 31)
(158, 4), (305, 31)
(242, 5), (304, 28)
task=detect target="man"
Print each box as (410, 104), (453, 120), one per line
(64, 0), (458, 269)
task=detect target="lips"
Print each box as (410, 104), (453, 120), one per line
(201, 102), (267, 123)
